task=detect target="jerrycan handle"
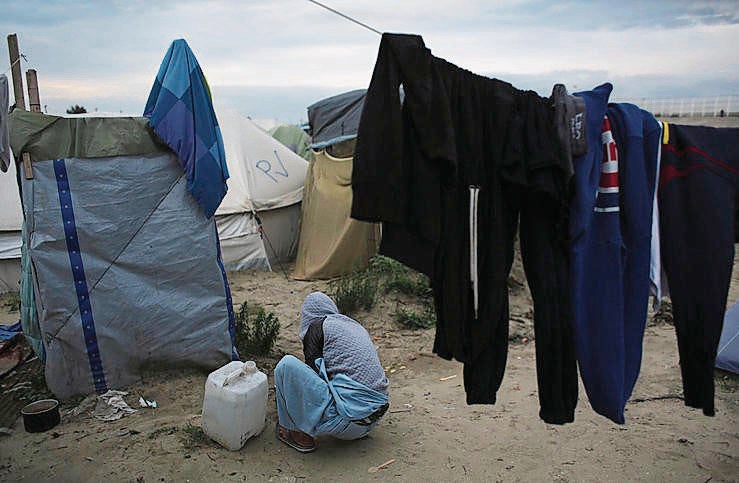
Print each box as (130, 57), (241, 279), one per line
(222, 361), (258, 387)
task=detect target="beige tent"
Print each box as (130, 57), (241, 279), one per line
(292, 144), (379, 280)
(293, 90), (380, 280)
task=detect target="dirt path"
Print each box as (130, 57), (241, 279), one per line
(0, 326), (736, 482)
(2, 260), (738, 481)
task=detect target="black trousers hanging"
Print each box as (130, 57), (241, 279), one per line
(659, 123), (739, 416)
(432, 175), (578, 425)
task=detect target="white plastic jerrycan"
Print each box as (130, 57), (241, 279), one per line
(201, 360), (269, 451)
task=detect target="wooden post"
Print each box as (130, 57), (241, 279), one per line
(26, 69), (41, 113)
(23, 69), (41, 179)
(21, 152), (33, 179)
(7, 33), (25, 110)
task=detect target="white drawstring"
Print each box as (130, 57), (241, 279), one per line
(469, 185), (480, 319)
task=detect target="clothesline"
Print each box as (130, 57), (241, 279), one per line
(305, 0), (382, 36)
(2, 53), (29, 76)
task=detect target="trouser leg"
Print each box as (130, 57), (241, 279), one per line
(462, 182), (517, 404)
(519, 190), (578, 424)
(660, 171), (735, 416)
(274, 355), (333, 435)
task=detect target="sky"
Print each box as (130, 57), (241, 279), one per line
(2, 0), (738, 124)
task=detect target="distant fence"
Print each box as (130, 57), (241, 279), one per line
(611, 95), (739, 118)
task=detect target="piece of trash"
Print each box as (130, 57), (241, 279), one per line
(368, 459), (395, 473)
(399, 365), (406, 370)
(403, 403), (413, 409)
(439, 375), (457, 381)
(389, 369), (396, 374)
(5, 382), (32, 393)
(85, 457), (94, 462)
(0, 427), (12, 437)
(67, 394), (97, 417)
(139, 397), (157, 408)
(92, 390), (136, 422)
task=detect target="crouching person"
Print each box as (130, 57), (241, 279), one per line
(275, 291), (389, 453)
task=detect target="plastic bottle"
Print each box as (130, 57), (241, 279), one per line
(201, 360), (269, 450)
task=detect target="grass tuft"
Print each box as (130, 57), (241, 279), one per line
(180, 422), (211, 449)
(393, 305), (436, 329)
(1, 291), (20, 313)
(329, 270), (378, 316)
(234, 301), (280, 357)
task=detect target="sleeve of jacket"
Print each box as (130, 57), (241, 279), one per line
(351, 33), (428, 224)
(302, 318), (325, 372)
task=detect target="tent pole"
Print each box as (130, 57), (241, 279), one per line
(7, 34), (26, 110)
(26, 69), (41, 113)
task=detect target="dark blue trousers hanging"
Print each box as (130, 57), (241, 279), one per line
(659, 123), (739, 416)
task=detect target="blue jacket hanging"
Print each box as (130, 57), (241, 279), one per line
(144, 39), (229, 219)
(570, 82), (661, 424)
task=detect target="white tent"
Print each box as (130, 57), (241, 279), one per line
(215, 108), (308, 271)
(0, 156), (22, 293)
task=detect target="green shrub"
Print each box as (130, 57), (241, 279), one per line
(367, 255), (408, 276)
(234, 301), (280, 357)
(368, 256), (431, 297)
(329, 270), (378, 316)
(328, 255), (432, 316)
(1, 292), (20, 312)
(394, 305), (436, 329)
(385, 272), (431, 297)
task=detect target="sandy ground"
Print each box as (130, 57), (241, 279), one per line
(0, 259), (737, 482)
(0, 115), (737, 481)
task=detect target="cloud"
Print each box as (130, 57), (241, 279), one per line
(2, 0), (737, 122)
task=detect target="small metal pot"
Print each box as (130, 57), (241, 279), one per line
(21, 399), (60, 433)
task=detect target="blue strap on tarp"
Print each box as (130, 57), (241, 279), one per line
(214, 224), (238, 361)
(144, 39), (228, 219)
(54, 159), (108, 394)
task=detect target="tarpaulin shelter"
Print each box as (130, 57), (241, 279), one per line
(215, 109), (308, 270)
(8, 110), (236, 398)
(293, 90), (380, 280)
(307, 89), (365, 149)
(5, 39), (238, 398)
(716, 301), (739, 374)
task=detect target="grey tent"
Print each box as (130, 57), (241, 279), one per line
(716, 301), (739, 374)
(9, 110), (235, 398)
(307, 89), (365, 149)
